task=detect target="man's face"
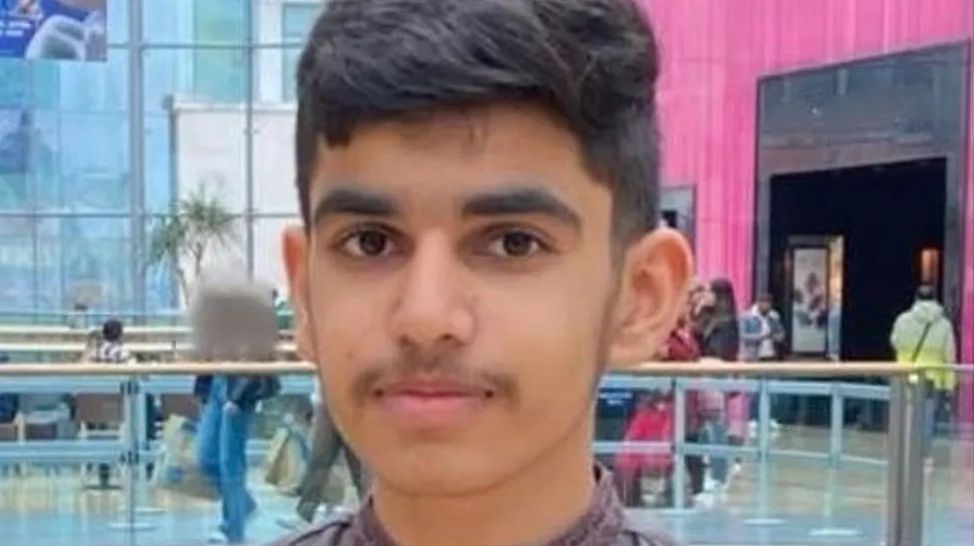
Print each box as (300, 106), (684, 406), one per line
(757, 300), (771, 315)
(286, 104), (690, 495)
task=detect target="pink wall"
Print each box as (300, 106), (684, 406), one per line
(642, 0), (974, 366)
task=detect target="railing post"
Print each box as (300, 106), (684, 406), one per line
(901, 377), (927, 546)
(672, 378), (687, 511)
(135, 376), (165, 516)
(109, 376), (154, 532)
(886, 377), (906, 546)
(810, 382), (859, 539)
(829, 382), (843, 467)
(887, 375), (928, 546)
(745, 378), (783, 526)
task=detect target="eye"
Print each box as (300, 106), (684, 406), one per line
(485, 230), (547, 258)
(339, 228), (395, 258)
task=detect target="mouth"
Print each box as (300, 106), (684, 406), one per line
(372, 379), (496, 428)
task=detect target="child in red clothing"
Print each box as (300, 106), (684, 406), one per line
(613, 321), (705, 506)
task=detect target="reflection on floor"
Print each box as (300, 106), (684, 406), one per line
(0, 426), (972, 546)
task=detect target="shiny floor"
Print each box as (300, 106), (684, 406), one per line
(1, 426), (972, 546)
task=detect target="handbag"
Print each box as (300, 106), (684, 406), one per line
(263, 423), (309, 494)
(153, 415), (219, 500)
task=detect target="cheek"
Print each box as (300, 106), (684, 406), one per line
(479, 277), (607, 405)
(309, 283), (386, 400)
(311, 278), (387, 349)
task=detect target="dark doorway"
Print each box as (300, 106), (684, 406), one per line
(769, 158), (947, 363)
(768, 158), (947, 428)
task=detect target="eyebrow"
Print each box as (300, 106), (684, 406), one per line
(312, 188), (398, 226)
(461, 187), (581, 230)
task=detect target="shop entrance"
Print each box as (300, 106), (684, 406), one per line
(770, 158), (947, 360)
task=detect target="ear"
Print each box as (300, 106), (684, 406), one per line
(607, 228), (694, 369)
(282, 225), (317, 363)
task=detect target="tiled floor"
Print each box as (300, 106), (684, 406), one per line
(1, 426), (972, 546)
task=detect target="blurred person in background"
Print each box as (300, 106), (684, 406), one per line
(67, 302), (90, 330)
(741, 292), (785, 434)
(273, 289), (295, 332)
(660, 292), (707, 503)
(0, 354), (16, 426)
(80, 328), (101, 363)
(192, 273), (282, 545)
(278, 380), (369, 530)
(90, 318), (133, 488)
(96, 319), (132, 364)
(693, 278), (742, 502)
(890, 284), (957, 466)
(740, 293), (784, 364)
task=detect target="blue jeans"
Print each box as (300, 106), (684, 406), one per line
(699, 418), (729, 483)
(197, 377), (255, 544)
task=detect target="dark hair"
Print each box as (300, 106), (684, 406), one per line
(102, 319), (124, 343)
(710, 278), (739, 323)
(757, 292), (773, 304)
(295, 0), (661, 243)
(916, 284), (936, 301)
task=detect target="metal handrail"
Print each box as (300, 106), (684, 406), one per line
(1, 362), (961, 546)
(0, 325), (296, 339)
(0, 342), (299, 355)
(1, 361), (970, 377)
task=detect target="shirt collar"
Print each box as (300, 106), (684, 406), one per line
(348, 465), (625, 546)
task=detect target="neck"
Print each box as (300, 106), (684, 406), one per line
(373, 420), (596, 546)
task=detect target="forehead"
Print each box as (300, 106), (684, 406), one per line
(308, 104), (610, 215)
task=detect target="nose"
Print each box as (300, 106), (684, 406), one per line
(389, 232), (475, 353)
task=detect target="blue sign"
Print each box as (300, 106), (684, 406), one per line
(0, 0), (106, 61)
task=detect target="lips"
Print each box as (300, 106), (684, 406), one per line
(372, 378), (494, 428)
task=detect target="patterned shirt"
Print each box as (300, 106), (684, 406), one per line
(267, 466), (678, 546)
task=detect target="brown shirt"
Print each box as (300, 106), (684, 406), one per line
(266, 467), (678, 546)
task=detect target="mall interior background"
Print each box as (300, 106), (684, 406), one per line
(0, 2), (972, 545)
(0, 1), (971, 353)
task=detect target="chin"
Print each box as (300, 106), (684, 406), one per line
(375, 447), (520, 497)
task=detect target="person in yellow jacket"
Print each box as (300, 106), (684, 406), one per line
(890, 284), (957, 462)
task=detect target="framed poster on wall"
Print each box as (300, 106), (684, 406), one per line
(790, 246), (829, 355)
(0, 0), (106, 61)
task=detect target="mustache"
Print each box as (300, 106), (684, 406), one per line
(351, 354), (519, 403)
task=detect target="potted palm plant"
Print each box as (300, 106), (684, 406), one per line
(148, 187), (239, 307)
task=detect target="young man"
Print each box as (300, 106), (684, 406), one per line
(275, 1), (692, 545)
(740, 293), (785, 363)
(741, 293), (786, 430)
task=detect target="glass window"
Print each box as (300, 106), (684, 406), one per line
(45, 112), (129, 213)
(143, 0), (193, 43)
(144, 114), (174, 214)
(35, 217), (132, 312)
(0, 110), (60, 213)
(143, 48), (195, 114)
(253, 112), (299, 215)
(58, 48), (128, 113)
(142, 216), (177, 312)
(0, 216), (36, 312)
(106, 0), (129, 44)
(0, 59), (59, 110)
(281, 3), (320, 102)
(194, 1), (248, 102)
(0, 60), (29, 108)
(193, 49), (248, 103)
(0, 110), (34, 211)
